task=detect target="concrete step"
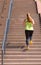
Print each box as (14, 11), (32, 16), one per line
(12, 0), (37, 17)
(3, 59), (41, 63)
(0, 42), (41, 47)
(1, 0), (10, 18)
(0, 0), (4, 14)
(0, 39), (41, 44)
(1, 63), (41, 65)
(4, 47), (41, 51)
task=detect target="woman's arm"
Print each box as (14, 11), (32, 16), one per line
(29, 15), (35, 24)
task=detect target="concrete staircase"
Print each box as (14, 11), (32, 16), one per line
(0, 0), (4, 16)
(0, 0), (41, 65)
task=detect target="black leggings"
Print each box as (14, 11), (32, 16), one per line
(25, 30), (34, 46)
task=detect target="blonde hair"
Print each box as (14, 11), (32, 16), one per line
(26, 13), (31, 22)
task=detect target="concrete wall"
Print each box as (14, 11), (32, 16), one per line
(35, 0), (41, 13)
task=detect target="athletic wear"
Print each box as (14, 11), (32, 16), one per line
(25, 19), (34, 30)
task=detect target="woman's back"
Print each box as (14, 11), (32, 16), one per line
(25, 19), (34, 30)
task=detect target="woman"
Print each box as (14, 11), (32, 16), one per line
(24, 13), (35, 49)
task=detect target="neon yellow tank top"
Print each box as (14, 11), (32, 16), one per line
(25, 19), (34, 30)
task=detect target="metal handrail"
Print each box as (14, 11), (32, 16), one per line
(2, 0), (13, 65)
(2, 0), (13, 54)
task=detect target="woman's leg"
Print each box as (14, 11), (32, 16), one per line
(25, 30), (29, 46)
(30, 31), (33, 40)
(29, 31), (34, 44)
